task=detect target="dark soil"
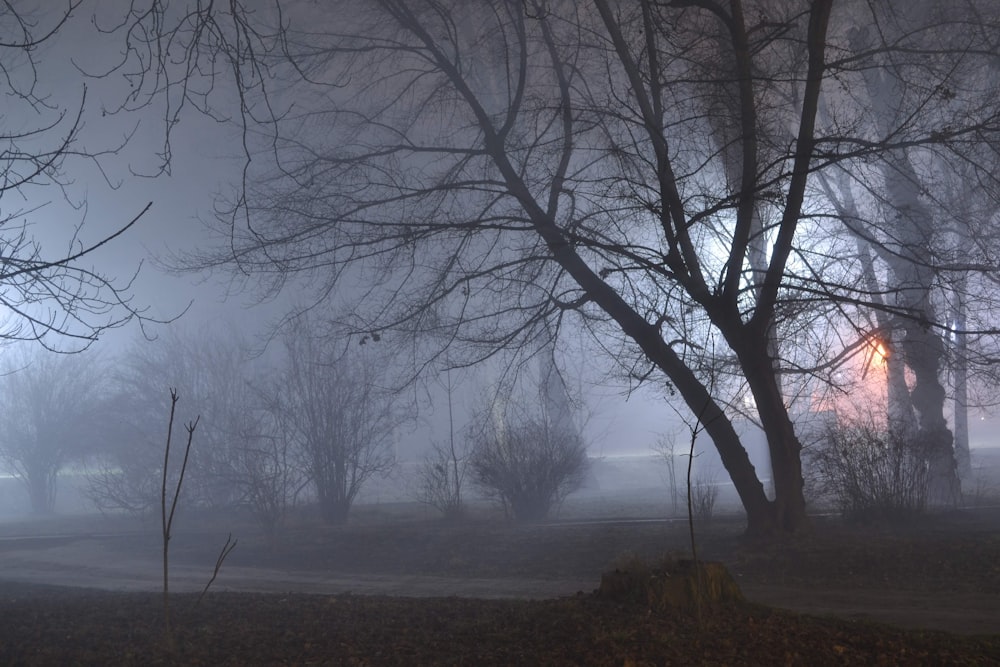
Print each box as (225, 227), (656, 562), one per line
(2, 582), (997, 666)
(1, 504), (999, 665)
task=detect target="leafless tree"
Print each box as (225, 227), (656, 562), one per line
(279, 314), (409, 524)
(416, 366), (468, 519)
(179, 1), (1000, 536)
(805, 0), (1000, 505)
(652, 432), (683, 516)
(0, 3), (289, 350)
(467, 369), (589, 522)
(231, 383), (308, 539)
(416, 440), (468, 520)
(88, 326), (279, 515)
(468, 419), (588, 522)
(0, 347), (108, 514)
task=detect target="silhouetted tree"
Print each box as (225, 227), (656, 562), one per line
(416, 366), (468, 519)
(467, 362), (589, 522)
(279, 314), (408, 524)
(88, 325), (298, 521)
(180, 1), (1000, 535)
(0, 348), (107, 513)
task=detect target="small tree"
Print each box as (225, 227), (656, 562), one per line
(416, 440), (468, 520)
(86, 330), (229, 516)
(652, 432), (683, 516)
(468, 396), (589, 522)
(227, 389), (307, 539)
(0, 348), (107, 514)
(691, 474), (720, 524)
(88, 326), (281, 516)
(416, 362), (468, 519)
(280, 314), (408, 524)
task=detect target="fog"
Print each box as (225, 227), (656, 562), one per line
(1, 2), (1000, 661)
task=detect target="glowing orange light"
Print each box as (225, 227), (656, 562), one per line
(859, 337), (890, 383)
(867, 338), (889, 368)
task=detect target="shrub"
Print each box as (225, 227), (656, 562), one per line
(468, 415), (589, 522)
(807, 417), (929, 522)
(691, 474), (719, 523)
(416, 441), (467, 520)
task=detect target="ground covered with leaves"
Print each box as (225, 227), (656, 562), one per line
(0, 504), (998, 665)
(1, 581), (998, 666)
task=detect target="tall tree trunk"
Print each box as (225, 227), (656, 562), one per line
(882, 161), (960, 506)
(951, 284), (972, 483)
(819, 167), (915, 434)
(704, 16), (787, 515)
(627, 321), (785, 535)
(850, 25), (960, 507)
(732, 330), (808, 533)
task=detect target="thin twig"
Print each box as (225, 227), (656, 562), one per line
(197, 533), (238, 605)
(161, 388), (199, 650)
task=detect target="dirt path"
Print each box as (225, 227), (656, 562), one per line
(740, 584), (1000, 636)
(0, 532), (593, 599)
(2, 517), (998, 638)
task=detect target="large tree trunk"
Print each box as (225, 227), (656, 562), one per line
(883, 159), (960, 506)
(732, 330), (808, 534)
(614, 314), (791, 536)
(850, 24), (961, 507)
(951, 267), (972, 484)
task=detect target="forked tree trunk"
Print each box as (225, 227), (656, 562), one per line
(733, 333), (809, 535)
(657, 329), (807, 536)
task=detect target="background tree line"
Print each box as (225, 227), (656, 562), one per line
(0, 2), (998, 541)
(163, 0), (1000, 536)
(0, 316), (593, 532)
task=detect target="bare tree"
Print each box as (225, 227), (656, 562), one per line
(652, 432), (682, 516)
(0, 347), (108, 513)
(805, 0), (1000, 506)
(88, 326), (285, 516)
(416, 366), (468, 519)
(279, 314), (408, 524)
(180, 1), (1000, 536)
(416, 440), (468, 520)
(231, 382), (308, 539)
(467, 369), (589, 522)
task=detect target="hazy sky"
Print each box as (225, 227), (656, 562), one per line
(0, 5), (681, 459)
(18, 3), (997, 464)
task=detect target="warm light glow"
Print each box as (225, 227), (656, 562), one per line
(869, 338), (889, 366)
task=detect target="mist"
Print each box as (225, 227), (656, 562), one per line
(0, 1), (999, 664)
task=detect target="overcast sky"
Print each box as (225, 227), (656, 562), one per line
(19, 3), (997, 463)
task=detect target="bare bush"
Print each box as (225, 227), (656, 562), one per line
(808, 417), (930, 522)
(87, 328), (254, 516)
(416, 441), (467, 520)
(86, 453), (162, 519)
(691, 475), (719, 523)
(222, 396), (306, 540)
(468, 410), (589, 523)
